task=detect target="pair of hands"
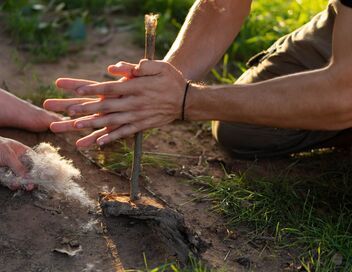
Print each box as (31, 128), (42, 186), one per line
(44, 60), (187, 147)
(1, 60), (185, 191)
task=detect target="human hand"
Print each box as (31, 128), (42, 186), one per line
(44, 60), (187, 147)
(0, 137), (34, 191)
(44, 79), (128, 147)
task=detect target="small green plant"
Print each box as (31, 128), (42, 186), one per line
(126, 255), (212, 272)
(0, 0), (115, 61)
(99, 140), (175, 172)
(211, 54), (237, 84)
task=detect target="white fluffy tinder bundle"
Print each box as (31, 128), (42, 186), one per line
(0, 143), (93, 207)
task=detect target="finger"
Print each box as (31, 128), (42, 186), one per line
(74, 115), (112, 129)
(24, 183), (36, 191)
(107, 61), (137, 78)
(43, 98), (98, 112)
(132, 59), (168, 77)
(56, 78), (98, 93)
(96, 117), (158, 145)
(50, 119), (76, 133)
(50, 115), (98, 133)
(76, 126), (119, 148)
(9, 140), (32, 155)
(76, 127), (109, 148)
(98, 77), (130, 99)
(68, 96), (136, 116)
(76, 80), (139, 96)
(96, 124), (139, 145)
(7, 150), (28, 177)
(74, 111), (149, 129)
(9, 180), (21, 191)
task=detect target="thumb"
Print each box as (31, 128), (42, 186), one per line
(132, 59), (166, 77)
(6, 150), (27, 177)
(108, 61), (137, 78)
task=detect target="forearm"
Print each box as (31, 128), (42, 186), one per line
(164, 0), (251, 81)
(186, 1), (352, 130)
(187, 64), (352, 130)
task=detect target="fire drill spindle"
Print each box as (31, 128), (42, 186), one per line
(130, 14), (158, 201)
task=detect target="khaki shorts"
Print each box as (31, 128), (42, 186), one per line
(212, 0), (343, 159)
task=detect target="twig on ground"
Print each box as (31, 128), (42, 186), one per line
(33, 201), (61, 213)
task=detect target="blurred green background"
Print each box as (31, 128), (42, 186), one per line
(0, 0), (327, 79)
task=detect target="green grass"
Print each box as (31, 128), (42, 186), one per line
(0, 0), (193, 61)
(232, 0), (327, 62)
(96, 138), (175, 173)
(190, 152), (352, 271)
(1, 1), (68, 61)
(0, 0), (116, 61)
(215, 0), (328, 81)
(126, 255), (213, 272)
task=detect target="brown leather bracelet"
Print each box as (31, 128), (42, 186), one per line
(341, 0), (352, 7)
(181, 80), (191, 121)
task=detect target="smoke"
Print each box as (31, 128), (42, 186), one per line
(0, 143), (94, 207)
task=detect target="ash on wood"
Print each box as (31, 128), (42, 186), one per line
(99, 192), (207, 264)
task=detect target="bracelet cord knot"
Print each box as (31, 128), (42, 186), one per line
(181, 80), (191, 121)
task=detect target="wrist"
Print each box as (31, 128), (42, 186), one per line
(164, 54), (191, 80)
(184, 83), (216, 121)
(185, 83), (245, 122)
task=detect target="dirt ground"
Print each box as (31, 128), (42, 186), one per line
(0, 27), (293, 271)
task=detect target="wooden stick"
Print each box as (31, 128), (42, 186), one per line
(130, 14), (158, 201)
